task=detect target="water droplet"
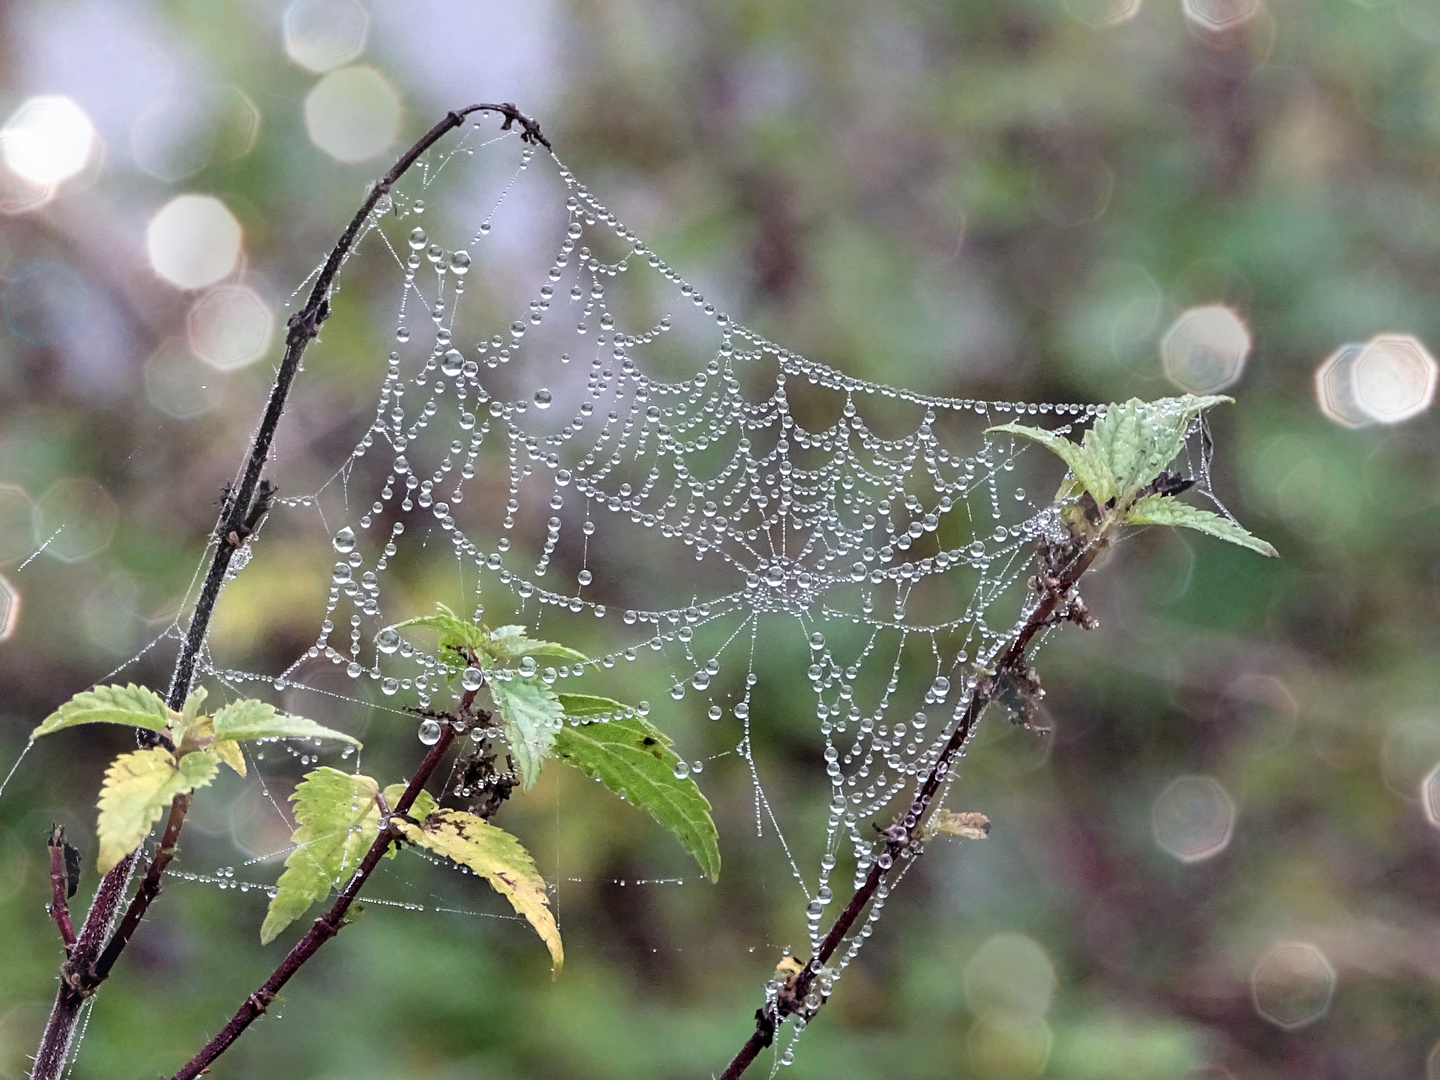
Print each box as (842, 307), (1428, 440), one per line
(930, 676), (951, 698)
(331, 562), (352, 584)
(519, 656), (538, 676)
(407, 227), (427, 250)
(418, 719), (442, 745)
(441, 349), (464, 377)
(692, 671), (710, 691)
(809, 632), (825, 651)
(766, 564), (785, 586)
(332, 526), (355, 554)
(510, 320), (526, 340)
(670, 682), (686, 700)
(449, 250), (471, 275)
(377, 628), (400, 654)
(534, 388), (552, 408)
(578, 569), (592, 586)
(461, 666), (483, 691)
(673, 760), (691, 779)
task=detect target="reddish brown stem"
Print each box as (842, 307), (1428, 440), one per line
(46, 828), (76, 952)
(30, 102), (549, 1080)
(718, 542), (1103, 1080)
(170, 721), (460, 1080)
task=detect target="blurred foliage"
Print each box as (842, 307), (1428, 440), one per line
(4, 1), (1440, 1079)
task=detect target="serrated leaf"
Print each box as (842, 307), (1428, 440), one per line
(32, 684), (171, 740)
(554, 695), (721, 883)
(386, 603), (486, 661)
(211, 739), (247, 778)
(1126, 494), (1278, 557)
(490, 676), (563, 791)
(395, 809), (562, 975)
(382, 783), (438, 824)
(929, 810), (991, 840)
(986, 422), (1115, 504)
(212, 699), (361, 747)
(1084, 395), (1231, 504)
(484, 625), (588, 665)
(96, 748), (218, 874)
(261, 768), (383, 944)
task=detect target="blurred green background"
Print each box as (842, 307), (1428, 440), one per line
(4, 1), (1440, 1078)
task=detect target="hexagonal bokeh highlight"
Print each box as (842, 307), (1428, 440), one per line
(1422, 763), (1440, 828)
(285, 0), (370, 73)
(131, 98), (216, 182)
(145, 341), (226, 419)
(1161, 305), (1251, 393)
(1251, 941), (1335, 1030)
(0, 95), (95, 186)
(0, 573), (18, 641)
(305, 65), (401, 163)
(212, 87), (262, 164)
(1151, 775), (1236, 863)
(1314, 343), (1373, 429)
(34, 477), (118, 563)
(1183, 0), (1262, 32)
(1351, 334), (1437, 424)
(964, 933), (1056, 1019)
(147, 194), (242, 290)
(188, 286), (275, 370)
(1063, 0), (1142, 28)
(0, 161), (52, 215)
(0, 485), (36, 566)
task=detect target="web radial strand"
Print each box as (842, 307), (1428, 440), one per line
(173, 120), (1227, 1056)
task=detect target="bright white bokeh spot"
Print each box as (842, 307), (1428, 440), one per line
(304, 66), (401, 163)
(964, 933), (1056, 1019)
(1314, 343), (1373, 429)
(145, 341), (225, 419)
(34, 478), (117, 563)
(1351, 334), (1437, 424)
(146, 194), (242, 290)
(1063, 0), (1142, 28)
(1183, 0), (1262, 32)
(188, 286), (275, 370)
(1151, 775), (1235, 862)
(1161, 305), (1251, 393)
(0, 95), (96, 186)
(1251, 941), (1335, 1030)
(0, 573), (18, 641)
(284, 0), (370, 73)
(0, 485), (35, 566)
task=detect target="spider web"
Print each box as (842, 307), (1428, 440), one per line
(5, 120), (1227, 1072)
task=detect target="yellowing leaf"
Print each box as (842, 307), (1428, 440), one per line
(554, 695), (720, 882)
(1126, 494), (1278, 558)
(212, 699), (361, 747)
(96, 748), (219, 873)
(261, 768), (382, 944)
(928, 810), (992, 840)
(32, 684), (171, 740)
(382, 783), (438, 824)
(489, 675), (564, 790)
(395, 809), (562, 976)
(211, 739), (247, 778)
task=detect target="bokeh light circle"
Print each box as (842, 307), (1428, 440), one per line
(1183, 0), (1262, 32)
(187, 285), (275, 370)
(304, 66), (401, 163)
(0, 95), (95, 186)
(284, 0), (370, 73)
(1251, 941), (1335, 1030)
(1151, 775), (1236, 863)
(1313, 343), (1373, 429)
(0, 485), (36, 566)
(34, 477), (118, 563)
(1063, 0), (1142, 29)
(0, 572), (18, 641)
(1351, 334), (1437, 424)
(146, 194), (243, 289)
(1161, 305), (1251, 393)
(964, 933), (1056, 1019)
(131, 98), (216, 181)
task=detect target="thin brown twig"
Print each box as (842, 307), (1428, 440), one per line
(717, 539), (1103, 1080)
(46, 826), (76, 952)
(29, 101), (549, 1080)
(170, 712), (469, 1080)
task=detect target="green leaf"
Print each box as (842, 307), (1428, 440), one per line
(212, 699), (361, 747)
(32, 684), (171, 740)
(986, 423), (1115, 504)
(386, 603), (486, 661)
(181, 688), (208, 726)
(261, 768), (382, 944)
(489, 676), (563, 791)
(96, 748), (219, 873)
(484, 625), (588, 665)
(395, 809), (563, 976)
(554, 695), (721, 883)
(1083, 395), (1231, 504)
(382, 783), (438, 825)
(1126, 494), (1278, 558)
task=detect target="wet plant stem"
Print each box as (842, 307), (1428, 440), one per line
(717, 541), (1103, 1080)
(29, 103), (548, 1080)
